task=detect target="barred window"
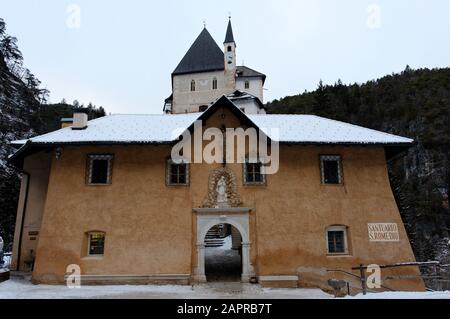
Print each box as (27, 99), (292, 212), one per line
(320, 155), (342, 184)
(167, 160), (189, 186)
(88, 232), (105, 256)
(244, 160), (265, 185)
(87, 154), (113, 185)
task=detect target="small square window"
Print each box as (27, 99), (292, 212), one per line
(167, 160), (189, 186)
(88, 232), (105, 256)
(87, 155), (113, 185)
(244, 161), (265, 185)
(320, 155), (342, 184)
(326, 226), (348, 255)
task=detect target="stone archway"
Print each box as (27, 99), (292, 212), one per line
(193, 208), (254, 283)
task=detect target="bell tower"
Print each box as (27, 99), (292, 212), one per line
(224, 18), (236, 91)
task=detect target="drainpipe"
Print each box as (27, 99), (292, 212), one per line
(15, 170), (31, 271)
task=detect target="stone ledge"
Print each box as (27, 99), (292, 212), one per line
(64, 274), (191, 285)
(259, 275), (299, 288)
(193, 207), (252, 214)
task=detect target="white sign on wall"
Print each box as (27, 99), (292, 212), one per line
(368, 223), (400, 242)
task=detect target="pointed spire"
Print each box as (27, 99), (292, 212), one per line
(224, 17), (235, 45)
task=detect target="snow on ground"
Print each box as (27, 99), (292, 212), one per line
(205, 236), (242, 282)
(1, 278), (449, 299)
(217, 235), (232, 250)
(347, 291), (450, 299)
(0, 278), (333, 299)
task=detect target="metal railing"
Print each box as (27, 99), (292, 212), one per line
(327, 261), (450, 295)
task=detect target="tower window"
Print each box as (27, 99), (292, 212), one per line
(190, 80), (196, 92)
(244, 80), (250, 89)
(227, 46), (232, 52)
(212, 78), (218, 90)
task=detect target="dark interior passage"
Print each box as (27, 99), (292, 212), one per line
(204, 224), (242, 282)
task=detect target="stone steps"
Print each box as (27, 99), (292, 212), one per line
(205, 227), (225, 248)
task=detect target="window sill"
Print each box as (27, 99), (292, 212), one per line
(243, 183), (266, 187)
(87, 184), (112, 187)
(320, 183), (344, 187)
(326, 253), (352, 257)
(82, 256), (104, 261)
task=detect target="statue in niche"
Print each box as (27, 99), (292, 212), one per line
(216, 176), (229, 208)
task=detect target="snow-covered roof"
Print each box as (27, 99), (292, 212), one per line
(12, 112), (413, 145)
(248, 114), (413, 144)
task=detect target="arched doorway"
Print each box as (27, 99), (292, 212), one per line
(193, 207), (255, 283)
(204, 224), (242, 282)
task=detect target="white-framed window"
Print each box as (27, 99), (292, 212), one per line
(166, 159), (189, 186)
(212, 78), (218, 90)
(243, 159), (265, 185)
(87, 154), (113, 185)
(320, 155), (343, 185)
(326, 225), (348, 255)
(87, 231), (105, 256)
(190, 80), (196, 92)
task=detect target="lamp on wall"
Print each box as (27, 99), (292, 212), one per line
(55, 147), (62, 160)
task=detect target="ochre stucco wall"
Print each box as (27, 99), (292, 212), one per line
(11, 151), (51, 271)
(27, 108), (424, 291)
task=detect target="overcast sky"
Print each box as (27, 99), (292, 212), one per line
(1, 0), (449, 114)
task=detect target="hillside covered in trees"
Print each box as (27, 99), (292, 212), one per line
(267, 67), (450, 263)
(0, 18), (105, 250)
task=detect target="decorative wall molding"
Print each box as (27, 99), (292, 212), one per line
(202, 167), (242, 208)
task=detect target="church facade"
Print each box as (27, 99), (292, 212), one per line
(8, 20), (424, 293)
(164, 20), (266, 115)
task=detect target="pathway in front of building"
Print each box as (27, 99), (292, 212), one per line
(0, 278), (333, 299)
(97, 282), (333, 299)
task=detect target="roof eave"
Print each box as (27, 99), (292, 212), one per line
(172, 67), (225, 77)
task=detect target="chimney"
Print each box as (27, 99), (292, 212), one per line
(72, 112), (88, 130)
(60, 118), (73, 129)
